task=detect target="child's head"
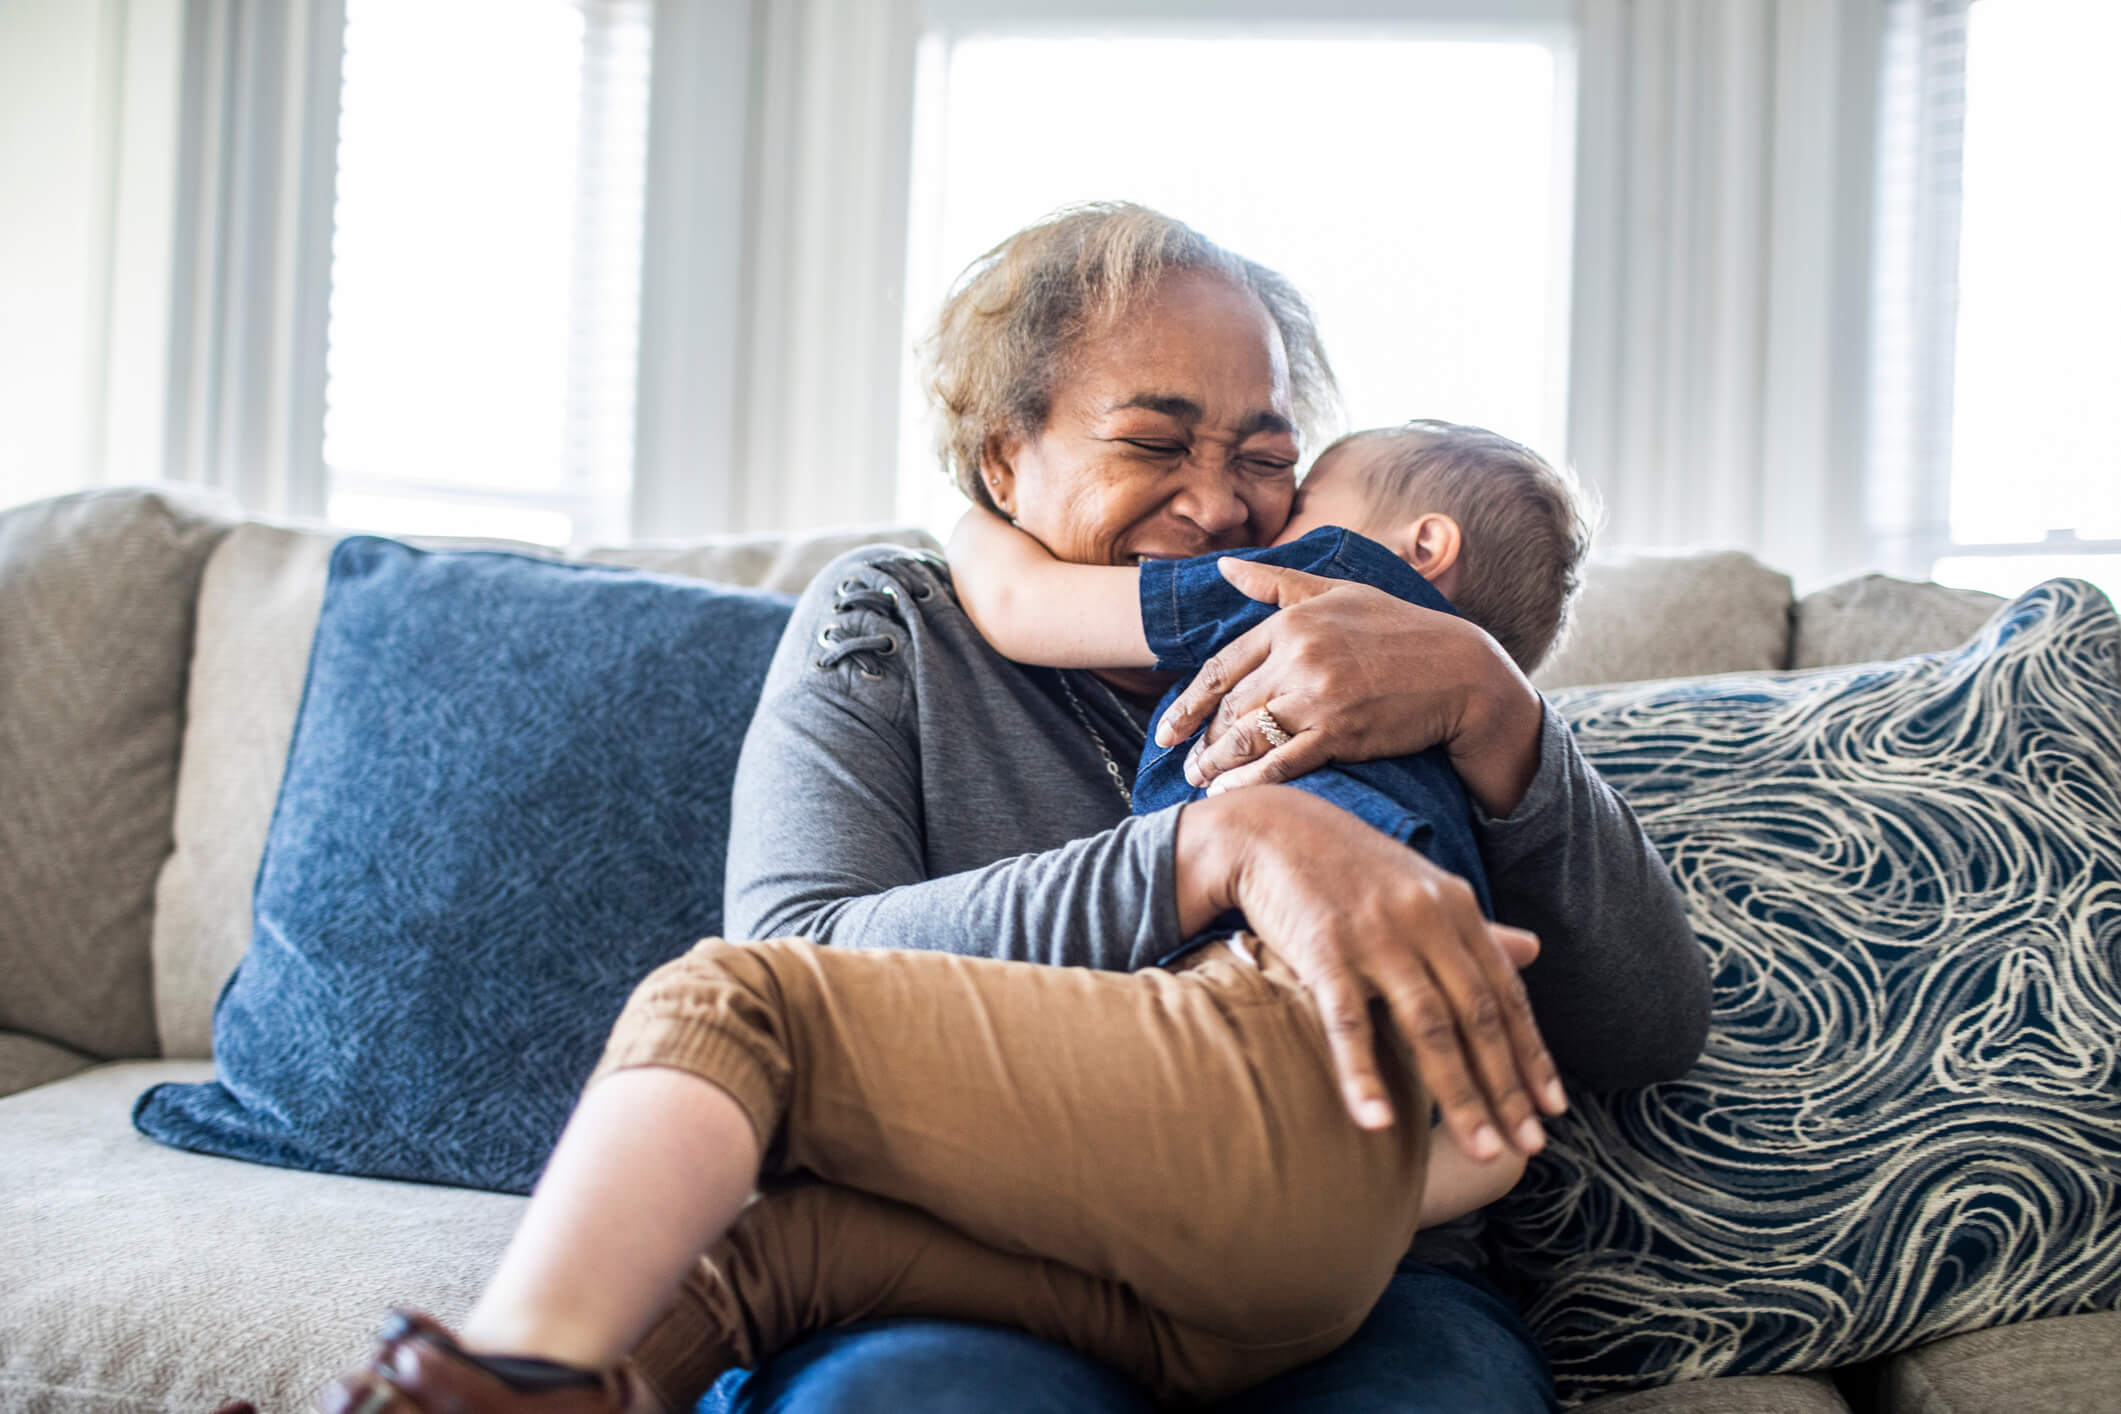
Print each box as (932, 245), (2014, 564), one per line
(1276, 420), (1596, 674)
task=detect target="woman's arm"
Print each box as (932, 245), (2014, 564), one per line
(1151, 559), (1710, 1092)
(946, 508), (1151, 667)
(724, 547), (1181, 974)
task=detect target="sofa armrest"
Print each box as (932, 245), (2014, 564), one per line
(0, 1030), (95, 1098)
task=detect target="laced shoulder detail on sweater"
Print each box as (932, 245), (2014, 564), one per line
(813, 553), (946, 680)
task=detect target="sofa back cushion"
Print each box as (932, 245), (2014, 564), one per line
(150, 519), (937, 1057)
(0, 488), (233, 1059)
(1790, 572), (2008, 670)
(1531, 550), (1794, 689)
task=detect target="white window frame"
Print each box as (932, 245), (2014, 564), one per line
(893, 0), (1582, 538)
(1868, 0), (2121, 587)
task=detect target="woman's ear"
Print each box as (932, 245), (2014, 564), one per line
(1399, 512), (1464, 592)
(977, 436), (1020, 518)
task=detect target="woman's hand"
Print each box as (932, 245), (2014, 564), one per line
(1152, 558), (1546, 818)
(1175, 788), (1567, 1158)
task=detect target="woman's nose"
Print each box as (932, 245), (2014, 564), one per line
(1170, 464), (1250, 538)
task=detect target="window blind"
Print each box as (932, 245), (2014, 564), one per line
(1865, 0), (1968, 579)
(320, 0), (653, 547)
(1868, 0), (2121, 602)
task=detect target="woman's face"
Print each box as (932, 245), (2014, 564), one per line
(981, 270), (1300, 566)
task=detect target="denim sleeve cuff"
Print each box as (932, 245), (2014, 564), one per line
(1139, 557), (1200, 671)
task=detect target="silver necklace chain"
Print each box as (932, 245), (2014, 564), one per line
(1058, 670), (1138, 809)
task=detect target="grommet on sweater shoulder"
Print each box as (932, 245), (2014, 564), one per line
(814, 566), (913, 679)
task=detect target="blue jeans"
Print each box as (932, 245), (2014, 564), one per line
(697, 1261), (1557, 1414)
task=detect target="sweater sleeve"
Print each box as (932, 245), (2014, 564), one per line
(723, 550), (1184, 974)
(1474, 703), (1711, 1090)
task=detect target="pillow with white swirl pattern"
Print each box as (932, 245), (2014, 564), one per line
(1492, 578), (2121, 1405)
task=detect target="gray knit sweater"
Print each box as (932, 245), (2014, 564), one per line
(725, 546), (1709, 1093)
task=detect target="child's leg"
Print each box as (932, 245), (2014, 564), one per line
(448, 935), (1428, 1406)
(615, 938), (1425, 1384)
(458, 1067), (761, 1367)
(630, 1177), (1382, 1411)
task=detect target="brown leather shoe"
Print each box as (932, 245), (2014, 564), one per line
(316, 1311), (656, 1414)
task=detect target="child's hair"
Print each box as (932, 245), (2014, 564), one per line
(1328, 420), (1598, 674)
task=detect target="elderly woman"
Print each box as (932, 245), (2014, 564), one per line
(694, 204), (1709, 1413)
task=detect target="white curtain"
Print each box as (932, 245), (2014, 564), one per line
(729, 0), (923, 533)
(1568, 0), (1881, 591)
(164, 0), (344, 518)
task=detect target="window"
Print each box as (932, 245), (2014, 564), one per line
(895, 27), (1575, 541)
(320, 0), (652, 547)
(1875, 0), (2121, 602)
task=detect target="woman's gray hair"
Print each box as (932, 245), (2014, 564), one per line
(919, 202), (1342, 509)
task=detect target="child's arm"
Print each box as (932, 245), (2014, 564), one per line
(947, 507), (1153, 668)
(1416, 1120), (1531, 1228)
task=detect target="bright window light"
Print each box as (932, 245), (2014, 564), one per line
(1944, 0), (2121, 553)
(1933, 555), (2121, 607)
(322, 0), (650, 547)
(897, 33), (1572, 540)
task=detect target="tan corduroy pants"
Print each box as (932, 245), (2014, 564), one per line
(596, 936), (1430, 1411)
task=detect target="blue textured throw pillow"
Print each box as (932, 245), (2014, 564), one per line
(1487, 580), (2121, 1404)
(134, 538), (794, 1193)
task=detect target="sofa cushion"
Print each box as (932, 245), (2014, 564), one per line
(1790, 574), (2007, 671)
(0, 1061), (520, 1413)
(0, 487), (234, 1060)
(581, 523), (937, 593)
(134, 538), (796, 1192)
(1879, 1312), (2121, 1414)
(151, 523), (341, 1058)
(0, 1031), (93, 1099)
(151, 522), (939, 1058)
(1580, 1374), (1851, 1413)
(1489, 580), (2121, 1403)
(1531, 550), (1794, 689)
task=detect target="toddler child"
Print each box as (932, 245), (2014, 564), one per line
(311, 420), (1591, 1414)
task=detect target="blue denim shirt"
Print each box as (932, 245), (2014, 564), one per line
(1135, 527), (1493, 927)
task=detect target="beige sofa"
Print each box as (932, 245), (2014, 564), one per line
(1, 487), (2114, 1413)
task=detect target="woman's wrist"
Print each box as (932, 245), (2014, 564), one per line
(1172, 791), (1265, 936)
(1443, 634), (1546, 819)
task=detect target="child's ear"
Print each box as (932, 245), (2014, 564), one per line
(977, 436), (1020, 518)
(1398, 513), (1464, 589)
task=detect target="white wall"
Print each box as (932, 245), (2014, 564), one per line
(0, 0), (181, 512)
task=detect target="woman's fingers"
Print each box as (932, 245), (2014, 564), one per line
(1200, 727), (1329, 795)
(1424, 888), (1554, 1152)
(1188, 688), (1322, 788)
(1304, 962), (1396, 1130)
(1212, 789), (1562, 1152)
(1476, 923), (1569, 1117)
(1154, 623), (1277, 747)
(1213, 556), (1343, 608)
(1489, 923), (1541, 972)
